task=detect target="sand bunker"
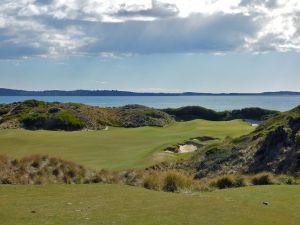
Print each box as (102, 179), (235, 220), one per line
(178, 144), (197, 153)
(244, 119), (262, 127)
(164, 143), (199, 154)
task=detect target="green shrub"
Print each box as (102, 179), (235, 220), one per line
(278, 175), (298, 185)
(0, 108), (9, 116)
(48, 107), (60, 114)
(20, 113), (48, 129)
(251, 172), (275, 185)
(163, 106), (276, 121)
(296, 131), (300, 147)
(163, 106), (224, 121)
(230, 108), (277, 120)
(21, 110), (85, 131)
(51, 111), (85, 130)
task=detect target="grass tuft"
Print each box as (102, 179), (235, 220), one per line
(251, 172), (275, 185)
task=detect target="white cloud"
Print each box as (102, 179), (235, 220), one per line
(240, 0), (300, 52)
(95, 81), (108, 85)
(0, 0), (299, 59)
(114, 0), (179, 20)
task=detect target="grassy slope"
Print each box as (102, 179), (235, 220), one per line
(192, 106), (300, 178)
(0, 120), (254, 170)
(0, 184), (299, 225)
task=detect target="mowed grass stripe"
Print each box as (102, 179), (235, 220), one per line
(0, 119), (254, 170)
(0, 185), (299, 225)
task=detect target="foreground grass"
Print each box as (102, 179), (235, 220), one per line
(0, 184), (299, 225)
(0, 120), (253, 170)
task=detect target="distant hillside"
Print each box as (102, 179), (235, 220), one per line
(0, 88), (300, 96)
(188, 105), (300, 178)
(0, 100), (173, 130)
(0, 100), (279, 131)
(163, 106), (277, 121)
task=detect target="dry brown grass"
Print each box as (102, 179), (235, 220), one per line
(251, 172), (276, 185)
(199, 173), (299, 190)
(143, 173), (163, 191)
(209, 175), (247, 189)
(0, 154), (299, 193)
(0, 155), (96, 184)
(143, 170), (196, 192)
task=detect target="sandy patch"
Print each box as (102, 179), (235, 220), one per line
(244, 119), (262, 127)
(164, 150), (175, 154)
(178, 144), (197, 153)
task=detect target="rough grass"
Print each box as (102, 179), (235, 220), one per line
(251, 172), (276, 185)
(0, 185), (300, 225)
(142, 172), (299, 192)
(143, 171), (194, 192)
(209, 175), (246, 189)
(0, 119), (254, 170)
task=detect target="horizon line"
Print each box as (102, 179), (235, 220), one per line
(1, 88), (300, 95)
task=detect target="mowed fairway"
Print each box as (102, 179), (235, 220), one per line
(0, 184), (299, 225)
(0, 120), (254, 170)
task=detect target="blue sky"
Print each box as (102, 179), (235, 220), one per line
(1, 52), (300, 92)
(0, 0), (300, 92)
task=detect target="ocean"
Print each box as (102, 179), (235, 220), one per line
(0, 95), (299, 111)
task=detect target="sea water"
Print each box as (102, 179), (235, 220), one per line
(0, 95), (299, 111)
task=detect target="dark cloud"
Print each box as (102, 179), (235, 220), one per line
(81, 13), (258, 54)
(0, 11), (259, 59)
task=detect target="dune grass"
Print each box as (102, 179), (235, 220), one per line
(0, 119), (254, 170)
(0, 184), (299, 225)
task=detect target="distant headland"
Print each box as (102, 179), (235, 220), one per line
(0, 88), (299, 96)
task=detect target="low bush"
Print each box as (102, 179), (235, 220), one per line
(277, 175), (298, 185)
(211, 175), (235, 189)
(163, 106), (276, 121)
(296, 131), (300, 147)
(210, 175), (246, 189)
(143, 171), (195, 192)
(20, 110), (85, 131)
(50, 111), (85, 130)
(48, 107), (61, 114)
(230, 108), (277, 121)
(0, 108), (9, 116)
(236, 176), (248, 187)
(163, 106), (224, 121)
(0, 155), (92, 184)
(143, 173), (162, 191)
(251, 172), (275, 185)
(23, 99), (45, 108)
(162, 171), (193, 192)
(20, 112), (48, 129)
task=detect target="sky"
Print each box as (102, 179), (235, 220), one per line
(0, 0), (300, 93)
